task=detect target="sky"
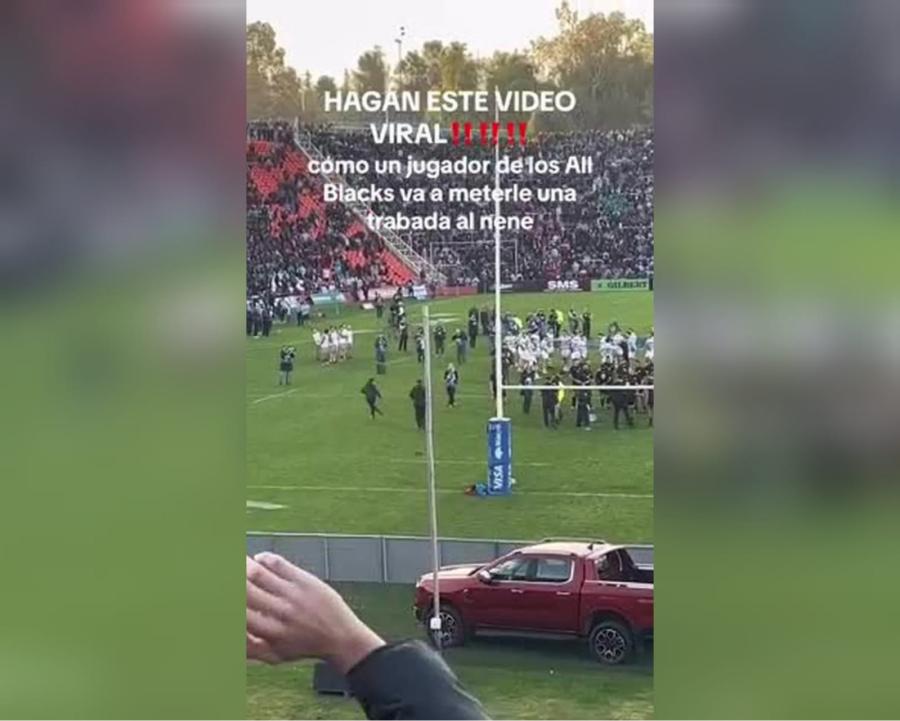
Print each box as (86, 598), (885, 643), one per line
(247, 0), (654, 82)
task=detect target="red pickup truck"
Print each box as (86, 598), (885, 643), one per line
(414, 541), (653, 664)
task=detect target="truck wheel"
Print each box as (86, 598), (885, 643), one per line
(427, 606), (466, 648)
(589, 620), (633, 665)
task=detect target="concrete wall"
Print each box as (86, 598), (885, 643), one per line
(247, 532), (652, 583)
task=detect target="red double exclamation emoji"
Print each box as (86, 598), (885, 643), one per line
(504, 122), (528, 145)
(453, 120), (525, 145)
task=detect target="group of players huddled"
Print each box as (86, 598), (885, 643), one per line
(275, 289), (653, 431)
(310, 325), (354, 365)
(366, 296), (654, 431)
(488, 306), (653, 432)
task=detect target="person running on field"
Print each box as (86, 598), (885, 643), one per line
(361, 378), (383, 418)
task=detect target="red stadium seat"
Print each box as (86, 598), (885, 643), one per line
(247, 131), (417, 296)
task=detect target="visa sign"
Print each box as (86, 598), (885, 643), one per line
(486, 419), (512, 495)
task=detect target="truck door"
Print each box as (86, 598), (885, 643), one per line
(513, 555), (581, 632)
(465, 555), (533, 628)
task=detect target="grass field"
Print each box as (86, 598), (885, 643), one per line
(246, 582), (653, 720)
(247, 291), (654, 542)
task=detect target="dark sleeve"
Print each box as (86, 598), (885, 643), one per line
(347, 641), (489, 720)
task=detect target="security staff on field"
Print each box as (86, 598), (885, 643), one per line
(541, 381), (558, 429)
(415, 328), (426, 363)
(452, 328), (467, 364)
(398, 317), (409, 352)
(409, 380), (427, 430)
(582, 309), (592, 338)
(575, 381), (593, 430)
(520, 368), (535, 415)
(434, 323), (446, 356)
(374, 334), (388, 375)
(467, 308), (479, 349)
(609, 374), (635, 430)
(278, 346), (296, 386)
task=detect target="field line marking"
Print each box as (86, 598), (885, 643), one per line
(247, 500), (287, 510)
(251, 388), (298, 405)
(385, 457), (551, 467)
(247, 484), (652, 499)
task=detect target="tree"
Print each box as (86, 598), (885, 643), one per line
(353, 47), (388, 93)
(482, 51), (537, 93)
(246, 21), (304, 119)
(394, 40), (479, 120)
(532, 2), (653, 129)
(439, 42), (479, 92)
(420, 41), (447, 89)
(315, 75), (337, 97)
(480, 51), (541, 124)
(395, 51), (431, 95)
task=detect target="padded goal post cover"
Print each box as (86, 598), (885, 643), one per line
(486, 418), (512, 495)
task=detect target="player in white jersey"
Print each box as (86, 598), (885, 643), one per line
(312, 329), (323, 361)
(612, 331), (625, 362)
(644, 330), (654, 363)
(627, 329), (638, 369)
(342, 325), (354, 359)
(570, 334), (585, 364)
(559, 332), (572, 369)
(517, 336), (537, 372)
(328, 328), (340, 364)
(336, 328), (348, 361)
(540, 336), (553, 372)
(600, 333), (615, 364)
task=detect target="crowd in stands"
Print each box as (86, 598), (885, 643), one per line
(246, 121), (414, 302)
(301, 124), (654, 288)
(246, 120), (653, 300)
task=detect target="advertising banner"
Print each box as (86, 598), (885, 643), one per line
(544, 279), (583, 293)
(435, 285), (478, 298)
(310, 291), (346, 306)
(590, 277), (651, 292)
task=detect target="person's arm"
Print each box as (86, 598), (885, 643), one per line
(247, 554), (489, 721)
(347, 640), (488, 720)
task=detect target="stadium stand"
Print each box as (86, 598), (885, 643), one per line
(301, 124), (654, 288)
(246, 121), (653, 298)
(246, 121), (415, 300)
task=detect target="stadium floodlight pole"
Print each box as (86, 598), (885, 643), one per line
(422, 305), (442, 650)
(493, 89), (504, 420)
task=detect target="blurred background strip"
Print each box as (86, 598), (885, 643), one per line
(655, 0), (900, 718)
(0, 1), (246, 717)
